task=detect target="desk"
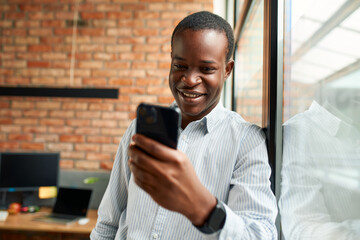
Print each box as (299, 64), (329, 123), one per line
(0, 208), (97, 239)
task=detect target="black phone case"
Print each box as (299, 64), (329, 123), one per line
(136, 103), (181, 149)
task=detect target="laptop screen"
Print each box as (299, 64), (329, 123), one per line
(53, 187), (92, 217)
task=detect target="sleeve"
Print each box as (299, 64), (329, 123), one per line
(279, 125), (360, 240)
(202, 125), (278, 240)
(90, 120), (136, 240)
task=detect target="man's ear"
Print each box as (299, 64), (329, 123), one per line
(225, 60), (234, 80)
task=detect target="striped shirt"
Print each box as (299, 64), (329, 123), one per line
(279, 101), (360, 240)
(91, 103), (277, 240)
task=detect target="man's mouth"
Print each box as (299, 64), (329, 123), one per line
(182, 92), (202, 98)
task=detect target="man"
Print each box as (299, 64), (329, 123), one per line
(91, 11), (277, 239)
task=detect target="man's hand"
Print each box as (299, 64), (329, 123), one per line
(128, 134), (216, 226)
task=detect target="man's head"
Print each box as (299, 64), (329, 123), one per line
(171, 11), (234, 62)
(169, 11), (235, 128)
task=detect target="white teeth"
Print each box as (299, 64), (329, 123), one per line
(183, 92), (199, 98)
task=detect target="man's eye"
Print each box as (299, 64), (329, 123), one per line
(173, 64), (186, 70)
(202, 67), (215, 73)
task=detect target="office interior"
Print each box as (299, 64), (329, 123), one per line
(1, 0), (359, 239)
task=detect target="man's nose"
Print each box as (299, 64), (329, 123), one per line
(181, 69), (201, 87)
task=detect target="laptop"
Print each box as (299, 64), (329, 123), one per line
(33, 187), (92, 225)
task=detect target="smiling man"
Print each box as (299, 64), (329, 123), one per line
(91, 11), (277, 240)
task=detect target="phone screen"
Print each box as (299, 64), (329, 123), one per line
(136, 103), (181, 149)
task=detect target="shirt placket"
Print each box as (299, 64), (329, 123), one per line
(150, 207), (167, 240)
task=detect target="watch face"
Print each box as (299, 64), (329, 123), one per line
(208, 203), (226, 232)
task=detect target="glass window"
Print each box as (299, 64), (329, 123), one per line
(279, 0), (360, 239)
(234, 0), (264, 126)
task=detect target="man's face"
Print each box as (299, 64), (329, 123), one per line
(169, 29), (234, 128)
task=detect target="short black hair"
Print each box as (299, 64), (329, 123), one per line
(171, 11), (234, 62)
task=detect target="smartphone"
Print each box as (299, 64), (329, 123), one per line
(136, 103), (181, 149)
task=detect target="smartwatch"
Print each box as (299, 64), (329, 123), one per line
(195, 198), (226, 234)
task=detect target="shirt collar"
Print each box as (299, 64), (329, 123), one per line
(170, 101), (225, 133)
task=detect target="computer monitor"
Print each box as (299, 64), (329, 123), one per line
(0, 152), (60, 192)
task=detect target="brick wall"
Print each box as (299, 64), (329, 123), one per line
(0, 0), (213, 171)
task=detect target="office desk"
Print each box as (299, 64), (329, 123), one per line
(0, 208), (97, 239)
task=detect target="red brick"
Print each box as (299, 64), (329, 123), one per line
(21, 142), (45, 150)
(106, 11), (132, 19)
(40, 118), (65, 126)
(61, 151), (85, 160)
(105, 45), (132, 53)
(78, 44), (104, 52)
(5, 77), (30, 84)
(0, 109), (21, 117)
(34, 134), (59, 142)
(86, 152), (112, 161)
(122, 3), (146, 11)
(48, 126), (74, 134)
(47, 143), (73, 151)
(87, 136), (112, 144)
(23, 110), (48, 117)
(134, 11), (159, 19)
(88, 103), (114, 111)
(79, 28), (105, 36)
(28, 45), (52, 52)
(118, 69), (146, 78)
(162, 44), (171, 53)
(60, 135), (85, 143)
(17, 53), (40, 60)
(49, 110), (75, 118)
(2, 60), (26, 68)
(158, 95), (175, 104)
(0, 142), (19, 150)
(40, 37), (63, 44)
(72, 3), (94, 11)
(0, 53), (15, 60)
(95, 4), (119, 11)
(62, 102), (88, 110)
(41, 20), (64, 28)
(0, 118), (12, 124)
(133, 62), (157, 69)
(133, 44), (160, 53)
(133, 28), (158, 36)
(147, 19), (173, 28)
(175, 3), (202, 10)
(102, 112), (128, 120)
(75, 161), (99, 170)
(101, 143), (119, 151)
(0, 21), (12, 28)
(3, 45), (27, 52)
(120, 86), (145, 94)
(28, 61), (50, 68)
(118, 19), (144, 28)
(75, 111), (101, 118)
(75, 144), (100, 152)
(74, 127), (100, 135)
(18, 69), (40, 77)
(107, 28), (132, 36)
(19, 4), (43, 11)
(31, 77), (56, 85)
(66, 119), (91, 127)
(78, 61), (103, 69)
(93, 20), (117, 28)
(23, 126), (47, 133)
(148, 3), (174, 10)
(15, 20), (40, 28)
(136, 78), (163, 86)
(42, 53), (67, 60)
(70, 69), (91, 77)
(54, 28), (73, 35)
(82, 78), (107, 86)
(8, 134), (33, 141)
(29, 12), (54, 20)
(100, 161), (113, 170)
(92, 119), (117, 128)
(92, 69), (117, 77)
(93, 53), (116, 60)
(14, 118), (38, 125)
(104, 62), (130, 69)
(36, 102), (61, 110)
(55, 12), (76, 20)
(131, 95), (157, 104)
(3, 29), (27, 36)
(73, 53), (92, 60)
(52, 61), (71, 68)
(159, 62), (171, 69)
(6, 12), (25, 19)
(118, 37), (145, 44)
(81, 12), (105, 19)
(147, 86), (172, 95)
(147, 53), (170, 61)
(0, 69), (14, 76)
(60, 160), (74, 169)
(92, 36), (117, 44)
(108, 78), (133, 86)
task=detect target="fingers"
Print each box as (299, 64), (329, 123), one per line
(132, 134), (178, 162)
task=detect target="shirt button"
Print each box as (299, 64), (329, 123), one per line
(182, 135), (187, 141)
(152, 233), (159, 239)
